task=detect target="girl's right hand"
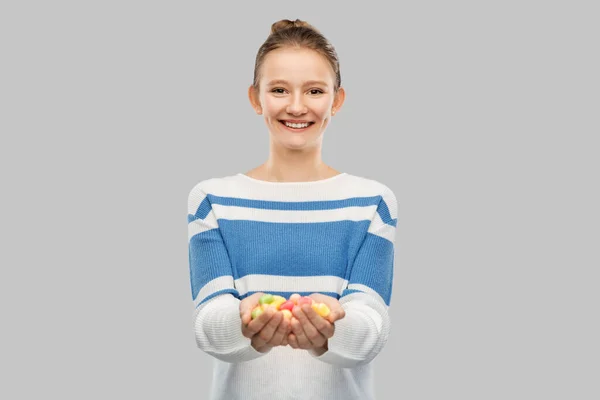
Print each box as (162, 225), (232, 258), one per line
(240, 293), (291, 352)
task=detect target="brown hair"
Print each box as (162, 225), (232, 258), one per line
(252, 19), (341, 92)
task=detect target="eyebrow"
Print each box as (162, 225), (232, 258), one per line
(266, 79), (329, 87)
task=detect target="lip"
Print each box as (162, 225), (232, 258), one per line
(280, 119), (313, 123)
(278, 120), (314, 133)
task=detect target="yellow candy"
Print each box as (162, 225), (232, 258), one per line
(311, 302), (330, 317)
(280, 309), (293, 320)
(270, 297), (286, 310)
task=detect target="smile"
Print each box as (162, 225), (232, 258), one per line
(279, 120), (315, 131)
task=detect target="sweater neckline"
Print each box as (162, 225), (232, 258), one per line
(237, 172), (347, 185)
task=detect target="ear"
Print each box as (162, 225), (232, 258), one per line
(331, 87), (346, 115)
(248, 85), (262, 115)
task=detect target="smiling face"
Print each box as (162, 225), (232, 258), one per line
(249, 46), (345, 151)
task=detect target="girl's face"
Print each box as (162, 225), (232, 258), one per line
(249, 47), (345, 151)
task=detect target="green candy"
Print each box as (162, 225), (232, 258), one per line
(251, 307), (264, 320)
(258, 294), (274, 305)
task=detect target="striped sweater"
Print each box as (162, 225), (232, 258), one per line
(187, 172), (398, 400)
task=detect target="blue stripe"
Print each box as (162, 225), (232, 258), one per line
(345, 232), (395, 306)
(189, 194), (396, 227)
(240, 291), (340, 301)
(190, 197), (213, 222)
(190, 194), (396, 228)
(341, 288), (364, 297)
(217, 219), (370, 280)
(376, 198), (396, 227)
(189, 228), (235, 301)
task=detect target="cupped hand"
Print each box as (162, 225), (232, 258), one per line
(308, 293), (346, 324)
(287, 294), (346, 352)
(240, 293), (292, 353)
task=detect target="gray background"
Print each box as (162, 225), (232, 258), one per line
(1, 0), (598, 399)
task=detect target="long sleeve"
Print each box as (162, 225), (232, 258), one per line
(188, 183), (269, 363)
(310, 187), (398, 368)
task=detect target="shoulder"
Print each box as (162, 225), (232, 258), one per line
(345, 174), (398, 226)
(187, 174), (240, 214)
(345, 174), (397, 203)
(346, 174), (398, 234)
(188, 173), (243, 194)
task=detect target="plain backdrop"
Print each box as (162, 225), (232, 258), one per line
(1, 1), (598, 399)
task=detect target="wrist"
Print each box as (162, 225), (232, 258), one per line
(312, 341), (328, 356)
(252, 342), (273, 353)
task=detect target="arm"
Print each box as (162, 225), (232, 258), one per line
(309, 187), (398, 367)
(188, 183), (269, 363)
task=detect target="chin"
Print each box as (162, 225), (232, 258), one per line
(281, 141), (310, 150)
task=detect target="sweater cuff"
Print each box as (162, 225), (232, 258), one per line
(307, 293), (390, 368)
(307, 315), (368, 368)
(194, 295), (272, 363)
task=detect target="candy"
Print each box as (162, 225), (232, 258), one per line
(311, 302), (330, 317)
(258, 294), (274, 305)
(251, 307), (264, 320)
(250, 293), (332, 320)
(297, 296), (313, 306)
(279, 300), (295, 312)
(270, 296), (287, 310)
(289, 293), (301, 305)
(280, 309), (293, 320)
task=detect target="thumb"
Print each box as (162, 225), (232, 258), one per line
(240, 292), (263, 317)
(330, 306), (346, 323)
(241, 310), (251, 325)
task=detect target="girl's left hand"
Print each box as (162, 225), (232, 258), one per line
(287, 294), (345, 353)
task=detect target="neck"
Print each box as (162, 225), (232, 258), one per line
(259, 146), (336, 182)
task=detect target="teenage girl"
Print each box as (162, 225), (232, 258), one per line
(187, 18), (398, 400)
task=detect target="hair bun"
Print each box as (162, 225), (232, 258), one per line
(270, 19), (319, 34)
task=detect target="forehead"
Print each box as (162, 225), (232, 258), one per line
(261, 47), (335, 86)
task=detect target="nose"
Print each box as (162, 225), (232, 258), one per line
(286, 93), (307, 115)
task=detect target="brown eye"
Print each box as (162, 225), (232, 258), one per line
(309, 89), (324, 95)
(271, 88), (286, 94)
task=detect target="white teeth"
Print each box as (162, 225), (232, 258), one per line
(284, 121), (310, 128)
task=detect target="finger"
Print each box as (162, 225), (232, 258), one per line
(256, 309), (283, 344)
(242, 306), (275, 339)
(250, 310), (278, 349)
(329, 306), (346, 324)
(267, 314), (289, 347)
(308, 294), (345, 323)
(241, 309), (252, 326)
(302, 304), (335, 339)
(240, 292), (264, 325)
(239, 292), (258, 315)
(287, 333), (299, 349)
(283, 319), (293, 347)
(291, 312), (314, 349)
(243, 307), (271, 338)
(293, 306), (327, 347)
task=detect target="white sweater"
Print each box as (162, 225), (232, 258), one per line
(187, 172), (398, 400)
